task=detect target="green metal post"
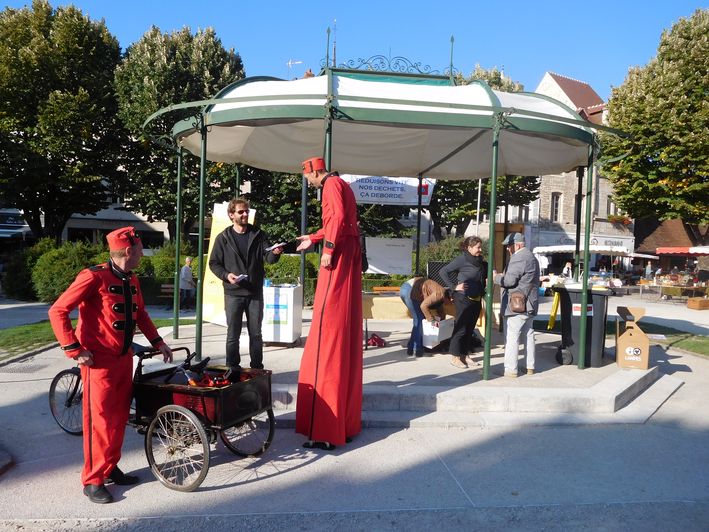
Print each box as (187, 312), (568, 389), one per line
(577, 144), (596, 369)
(172, 148), (184, 339)
(235, 164), (241, 196)
(194, 115), (208, 361)
(483, 113), (503, 380)
(573, 166), (583, 281)
(415, 174), (423, 276)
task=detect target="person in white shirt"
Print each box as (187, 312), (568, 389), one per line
(179, 256), (196, 309)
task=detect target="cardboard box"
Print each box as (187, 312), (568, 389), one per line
(687, 297), (709, 310)
(422, 318), (454, 348)
(615, 306), (650, 369)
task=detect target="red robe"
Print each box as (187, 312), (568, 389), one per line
(48, 262), (164, 486)
(295, 173), (363, 445)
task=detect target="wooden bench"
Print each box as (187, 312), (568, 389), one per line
(159, 283), (175, 305)
(371, 286), (402, 294)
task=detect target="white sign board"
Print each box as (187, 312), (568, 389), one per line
(340, 175), (436, 206)
(365, 237), (412, 275)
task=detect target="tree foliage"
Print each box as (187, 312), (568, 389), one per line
(603, 9), (709, 238)
(0, 0), (123, 241)
(114, 26), (245, 240)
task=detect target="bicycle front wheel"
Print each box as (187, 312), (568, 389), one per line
(48, 368), (83, 435)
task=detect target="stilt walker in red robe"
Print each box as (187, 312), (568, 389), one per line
(49, 227), (172, 504)
(295, 157), (363, 450)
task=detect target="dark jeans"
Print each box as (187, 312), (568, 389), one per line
(180, 288), (194, 309)
(224, 294), (264, 369)
(399, 282), (424, 355)
(449, 292), (482, 356)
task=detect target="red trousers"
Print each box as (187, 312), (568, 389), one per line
(80, 354), (133, 486)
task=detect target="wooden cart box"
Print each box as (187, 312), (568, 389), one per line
(133, 368), (272, 428)
(687, 297), (709, 310)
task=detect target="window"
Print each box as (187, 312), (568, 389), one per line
(550, 193), (561, 222)
(607, 198), (619, 216)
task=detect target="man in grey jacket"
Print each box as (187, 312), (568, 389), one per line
(493, 232), (540, 377)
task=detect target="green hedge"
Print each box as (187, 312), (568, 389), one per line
(7, 237), (471, 306)
(32, 241), (105, 302)
(3, 238), (57, 300)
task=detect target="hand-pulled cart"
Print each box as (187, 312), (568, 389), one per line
(48, 347), (275, 491)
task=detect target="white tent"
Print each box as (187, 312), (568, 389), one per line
(147, 67), (616, 378)
(533, 244), (659, 260)
(170, 72), (594, 178)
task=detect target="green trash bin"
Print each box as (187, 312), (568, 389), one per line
(552, 286), (612, 367)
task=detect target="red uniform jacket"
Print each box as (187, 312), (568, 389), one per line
(49, 262), (163, 358)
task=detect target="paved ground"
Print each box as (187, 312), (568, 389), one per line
(0, 293), (707, 530)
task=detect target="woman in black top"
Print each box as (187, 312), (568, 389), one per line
(440, 236), (487, 369)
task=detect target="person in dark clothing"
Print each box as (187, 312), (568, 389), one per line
(209, 197), (282, 370)
(440, 236), (487, 369)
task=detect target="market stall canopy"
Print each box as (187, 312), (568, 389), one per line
(170, 70), (595, 179)
(533, 244), (658, 260)
(656, 246), (709, 256)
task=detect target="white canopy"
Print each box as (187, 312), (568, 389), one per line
(534, 244), (659, 260)
(171, 71), (595, 179)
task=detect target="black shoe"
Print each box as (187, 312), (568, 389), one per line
(107, 467), (139, 486)
(83, 484), (113, 504)
(303, 440), (336, 451)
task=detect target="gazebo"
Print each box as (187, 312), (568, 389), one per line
(144, 54), (620, 379)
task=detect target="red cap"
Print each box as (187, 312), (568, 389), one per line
(301, 157), (327, 173)
(106, 227), (140, 251)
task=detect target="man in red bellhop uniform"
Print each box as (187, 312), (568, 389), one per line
(295, 157), (363, 451)
(48, 227), (172, 504)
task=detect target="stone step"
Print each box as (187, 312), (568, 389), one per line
(272, 373), (683, 429)
(272, 366), (664, 416)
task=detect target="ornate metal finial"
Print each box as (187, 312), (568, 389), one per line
(325, 28), (331, 71)
(322, 55), (444, 75)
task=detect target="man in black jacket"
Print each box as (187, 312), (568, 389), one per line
(209, 197), (283, 370)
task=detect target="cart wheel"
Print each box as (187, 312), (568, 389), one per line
(556, 347), (573, 365)
(145, 405), (210, 492)
(220, 408), (275, 457)
(48, 368), (83, 435)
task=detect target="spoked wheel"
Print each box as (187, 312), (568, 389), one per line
(220, 408), (275, 457)
(48, 368), (83, 435)
(145, 405), (210, 491)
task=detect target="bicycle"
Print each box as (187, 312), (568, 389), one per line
(48, 346), (275, 491)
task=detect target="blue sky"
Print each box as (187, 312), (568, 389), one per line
(4, 1), (705, 100)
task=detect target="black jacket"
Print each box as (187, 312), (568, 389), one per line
(208, 225), (279, 297)
(439, 252), (487, 297)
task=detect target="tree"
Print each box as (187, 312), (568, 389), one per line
(428, 66), (531, 239)
(603, 9), (709, 241)
(0, 0), (123, 241)
(114, 26), (245, 241)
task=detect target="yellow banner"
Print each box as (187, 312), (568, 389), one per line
(202, 203), (256, 326)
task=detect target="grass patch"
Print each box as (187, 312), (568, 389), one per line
(0, 318), (197, 363)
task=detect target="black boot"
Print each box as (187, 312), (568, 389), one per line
(83, 484), (113, 504)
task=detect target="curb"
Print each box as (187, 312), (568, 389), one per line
(0, 342), (58, 368)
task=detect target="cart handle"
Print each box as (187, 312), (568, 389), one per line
(133, 345), (191, 381)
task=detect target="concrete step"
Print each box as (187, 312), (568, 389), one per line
(272, 366), (666, 416)
(272, 373), (683, 429)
